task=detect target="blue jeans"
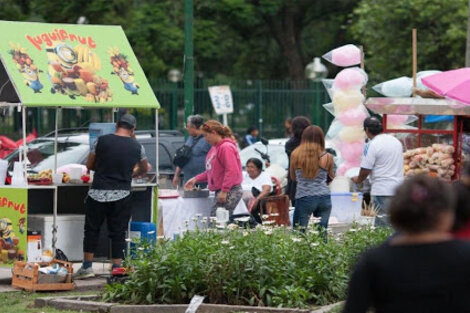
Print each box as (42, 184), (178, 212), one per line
(293, 195), (332, 231)
(372, 195), (392, 227)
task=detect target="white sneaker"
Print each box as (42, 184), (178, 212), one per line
(73, 266), (95, 280)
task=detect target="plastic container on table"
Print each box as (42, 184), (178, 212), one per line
(0, 159), (7, 185)
(329, 176), (351, 193)
(329, 192), (363, 223)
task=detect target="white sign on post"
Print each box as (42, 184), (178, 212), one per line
(208, 85), (233, 115)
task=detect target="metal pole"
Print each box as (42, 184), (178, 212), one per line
(412, 29), (417, 97)
(22, 105), (27, 177)
(257, 80), (263, 136)
(172, 83), (178, 129)
(52, 186), (57, 256)
(53, 108), (60, 173)
(183, 0), (194, 122)
(155, 108), (159, 182)
(222, 114), (228, 126)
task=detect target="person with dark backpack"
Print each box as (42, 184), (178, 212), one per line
(172, 115), (211, 187)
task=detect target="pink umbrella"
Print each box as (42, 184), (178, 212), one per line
(421, 68), (470, 105)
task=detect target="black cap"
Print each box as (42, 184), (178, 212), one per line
(118, 114), (136, 128)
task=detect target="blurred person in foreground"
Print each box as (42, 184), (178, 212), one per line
(344, 175), (470, 313)
(352, 117), (404, 227)
(452, 162), (470, 239)
(290, 126), (334, 232)
(172, 115), (211, 188)
(285, 116), (311, 206)
(184, 120), (243, 220)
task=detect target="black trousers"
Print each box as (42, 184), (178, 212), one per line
(83, 195), (132, 259)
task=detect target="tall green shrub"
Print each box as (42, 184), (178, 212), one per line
(103, 226), (392, 308)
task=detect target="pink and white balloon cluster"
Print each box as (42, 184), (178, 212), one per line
(322, 44), (368, 176)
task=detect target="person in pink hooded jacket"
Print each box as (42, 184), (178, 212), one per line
(184, 120), (243, 219)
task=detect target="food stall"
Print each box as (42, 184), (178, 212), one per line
(365, 97), (470, 180)
(0, 20), (160, 266)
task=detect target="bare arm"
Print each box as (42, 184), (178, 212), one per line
(172, 166), (182, 187)
(133, 159), (150, 177)
(352, 168), (372, 184)
(86, 153), (96, 171)
(327, 154), (335, 182)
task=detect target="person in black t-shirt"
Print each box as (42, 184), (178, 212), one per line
(284, 116), (310, 207)
(343, 175), (470, 313)
(74, 114), (150, 280)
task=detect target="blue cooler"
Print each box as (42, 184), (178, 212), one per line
(130, 222), (157, 244)
(129, 222), (156, 257)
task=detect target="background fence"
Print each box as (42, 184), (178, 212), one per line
(0, 79), (332, 139)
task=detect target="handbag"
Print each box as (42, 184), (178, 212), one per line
(173, 136), (202, 168)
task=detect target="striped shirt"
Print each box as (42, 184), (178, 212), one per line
(295, 168), (330, 199)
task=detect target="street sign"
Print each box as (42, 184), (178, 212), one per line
(208, 85), (233, 115)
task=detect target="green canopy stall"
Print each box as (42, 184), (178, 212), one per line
(0, 21), (160, 265)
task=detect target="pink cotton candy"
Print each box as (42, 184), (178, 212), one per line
(333, 68), (368, 90)
(387, 115), (408, 125)
(337, 160), (361, 176)
(337, 108), (368, 126)
(331, 45), (361, 67)
(339, 141), (364, 163)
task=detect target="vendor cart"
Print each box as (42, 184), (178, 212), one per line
(365, 97), (470, 180)
(0, 20), (160, 266)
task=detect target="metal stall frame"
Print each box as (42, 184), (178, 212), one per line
(366, 97), (470, 180)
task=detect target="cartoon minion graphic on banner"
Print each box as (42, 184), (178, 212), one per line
(108, 47), (139, 95)
(8, 43), (43, 93)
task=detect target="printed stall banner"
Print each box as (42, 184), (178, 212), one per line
(0, 188), (27, 267)
(0, 20), (159, 108)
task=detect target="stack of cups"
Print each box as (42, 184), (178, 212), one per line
(11, 161), (26, 186)
(0, 159), (7, 186)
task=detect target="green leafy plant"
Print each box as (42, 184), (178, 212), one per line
(102, 225), (392, 308)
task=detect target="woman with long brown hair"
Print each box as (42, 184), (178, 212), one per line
(184, 120), (243, 219)
(290, 125), (334, 230)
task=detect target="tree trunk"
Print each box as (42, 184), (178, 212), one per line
(466, 0), (470, 66)
(256, 3), (305, 81)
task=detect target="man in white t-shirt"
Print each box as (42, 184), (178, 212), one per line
(352, 117), (404, 227)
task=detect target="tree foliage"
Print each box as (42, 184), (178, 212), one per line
(0, 0), (359, 81)
(349, 0), (468, 84)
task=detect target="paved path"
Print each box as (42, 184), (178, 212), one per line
(0, 262), (108, 292)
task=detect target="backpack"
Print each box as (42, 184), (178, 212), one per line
(173, 136), (202, 168)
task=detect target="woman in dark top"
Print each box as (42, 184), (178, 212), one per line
(285, 116), (310, 206)
(343, 175), (470, 313)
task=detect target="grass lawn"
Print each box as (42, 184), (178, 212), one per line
(0, 291), (95, 313)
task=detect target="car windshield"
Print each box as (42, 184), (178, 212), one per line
(239, 144), (288, 170)
(5, 139), (89, 173)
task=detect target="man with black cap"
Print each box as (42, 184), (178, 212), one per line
(352, 117), (403, 227)
(75, 113), (150, 279)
